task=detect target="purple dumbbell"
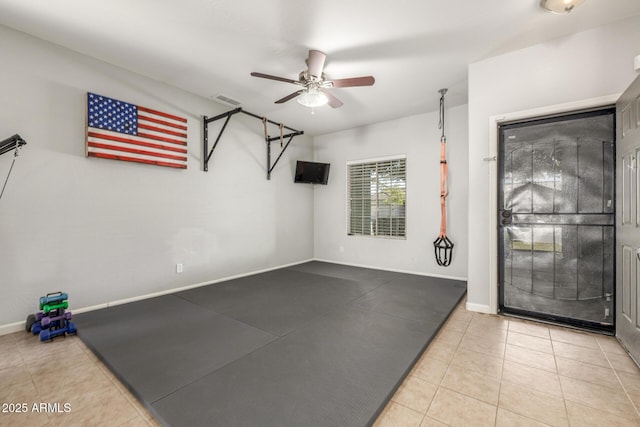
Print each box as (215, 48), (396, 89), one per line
(40, 311), (72, 329)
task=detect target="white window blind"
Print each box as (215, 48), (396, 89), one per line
(347, 157), (406, 238)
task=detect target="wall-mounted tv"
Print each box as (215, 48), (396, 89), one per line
(294, 160), (330, 185)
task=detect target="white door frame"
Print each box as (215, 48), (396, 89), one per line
(487, 94), (621, 314)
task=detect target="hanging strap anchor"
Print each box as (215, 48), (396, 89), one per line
(433, 89), (454, 266)
(263, 118), (285, 148)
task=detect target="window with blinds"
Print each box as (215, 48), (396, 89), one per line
(347, 156), (406, 238)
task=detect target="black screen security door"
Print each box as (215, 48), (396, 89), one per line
(498, 108), (615, 331)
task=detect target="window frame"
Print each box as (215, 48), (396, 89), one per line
(346, 154), (407, 239)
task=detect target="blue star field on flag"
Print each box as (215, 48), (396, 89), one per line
(88, 93), (138, 135)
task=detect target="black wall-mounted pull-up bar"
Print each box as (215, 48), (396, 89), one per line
(0, 134), (27, 201)
(203, 108), (304, 180)
(0, 134), (26, 157)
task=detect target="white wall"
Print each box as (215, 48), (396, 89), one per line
(0, 26), (315, 327)
(9, 14), (638, 331)
(467, 15), (640, 312)
(313, 105), (468, 280)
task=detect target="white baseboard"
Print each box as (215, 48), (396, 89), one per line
(80, 258), (316, 309)
(0, 321), (26, 336)
(465, 302), (495, 314)
(73, 303), (109, 315)
(1, 258), (315, 336)
(3, 258), (463, 336)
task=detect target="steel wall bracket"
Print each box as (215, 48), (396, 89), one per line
(203, 108), (304, 180)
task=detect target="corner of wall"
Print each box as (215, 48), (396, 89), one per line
(465, 302), (494, 314)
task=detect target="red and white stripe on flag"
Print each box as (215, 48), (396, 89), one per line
(86, 92), (188, 169)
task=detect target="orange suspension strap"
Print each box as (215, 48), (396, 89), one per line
(433, 88), (454, 266)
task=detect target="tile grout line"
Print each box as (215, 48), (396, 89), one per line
(110, 373), (156, 426)
(549, 331), (572, 427)
(493, 317), (510, 427)
(496, 319), (562, 426)
(71, 337), (153, 425)
(422, 334), (456, 425)
(597, 338), (640, 420)
(377, 400), (424, 426)
(20, 335), (56, 424)
(551, 328), (640, 423)
(98, 351), (160, 426)
(504, 318), (582, 426)
(421, 303), (470, 427)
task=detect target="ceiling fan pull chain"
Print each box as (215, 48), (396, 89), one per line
(279, 123), (284, 147)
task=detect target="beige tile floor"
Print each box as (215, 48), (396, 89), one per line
(375, 301), (640, 427)
(0, 330), (160, 427)
(2, 300), (640, 427)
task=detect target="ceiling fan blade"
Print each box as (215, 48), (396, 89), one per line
(251, 72), (302, 85)
(275, 90), (304, 104)
(307, 50), (326, 79)
(320, 89), (343, 108)
(329, 76), (375, 88)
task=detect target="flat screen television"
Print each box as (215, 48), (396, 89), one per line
(294, 160), (330, 185)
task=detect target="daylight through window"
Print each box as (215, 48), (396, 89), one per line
(347, 156), (406, 238)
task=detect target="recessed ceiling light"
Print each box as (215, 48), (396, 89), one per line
(540, 0), (585, 14)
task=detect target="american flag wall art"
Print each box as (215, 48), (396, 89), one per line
(86, 92), (188, 169)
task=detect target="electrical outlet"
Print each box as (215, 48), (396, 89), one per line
(176, 263), (183, 273)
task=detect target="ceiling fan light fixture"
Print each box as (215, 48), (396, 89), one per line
(297, 88), (328, 108)
(540, 0), (585, 14)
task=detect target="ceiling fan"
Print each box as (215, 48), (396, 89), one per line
(250, 49), (375, 109)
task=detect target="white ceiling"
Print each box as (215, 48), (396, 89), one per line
(1, 0), (639, 135)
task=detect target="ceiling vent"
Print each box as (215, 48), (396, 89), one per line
(213, 94), (242, 108)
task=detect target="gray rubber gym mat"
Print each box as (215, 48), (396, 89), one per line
(152, 306), (444, 427)
(352, 275), (467, 322)
(75, 262), (466, 427)
(289, 260), (407, 284)
(177, 269), (379, 336)
(75, 295), (278, 402)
